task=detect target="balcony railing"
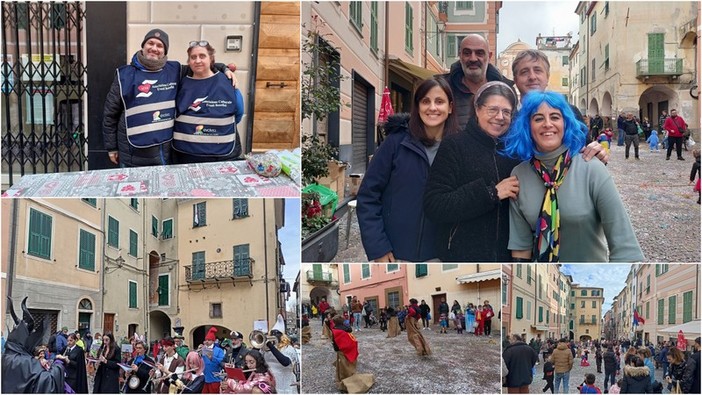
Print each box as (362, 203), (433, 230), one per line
(636, 58), (683, 78)
(185, 258), (254, 282)
(306, 270), (332, 283)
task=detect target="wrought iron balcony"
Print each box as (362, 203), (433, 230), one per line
(185, 258), (254, 282)
(636, 58), (683, 79)
(306, 270), (332, 283)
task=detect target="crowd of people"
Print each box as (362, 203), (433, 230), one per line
(503, 335), (700, 394)
(10, 314), (299, 394)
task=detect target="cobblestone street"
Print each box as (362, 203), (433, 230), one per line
(301, 320), (501, 393)
(333, 142), (701, 263)
(526, 351), (671, 394)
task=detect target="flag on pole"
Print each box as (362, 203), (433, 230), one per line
(633, 309), (645, 326)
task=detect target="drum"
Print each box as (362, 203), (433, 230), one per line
(128, 375), (141, 390)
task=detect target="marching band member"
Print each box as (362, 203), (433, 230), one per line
(55, 333), (89, 393)
(263, 315), (298, 394)
(406, 299), (432, 356)
(125, 340), (156, 394)
(154, 337), (186, 394)
(330, 315), (357, 390)
(174, 333), (190, 360)
(201, 327), (225, 393)
(224, 331), (249, 369)
(94, 333), (122, 393)
(221, 350), (276, 394)
(171, 351), (205, 394)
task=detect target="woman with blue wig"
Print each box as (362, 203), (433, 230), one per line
(503, 91), (644, 262)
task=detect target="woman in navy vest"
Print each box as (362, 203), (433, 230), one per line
(173, 41), (244, 163)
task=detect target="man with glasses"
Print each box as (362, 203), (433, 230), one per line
(103, 29), (236, 167)
(441, 34), (515, 128)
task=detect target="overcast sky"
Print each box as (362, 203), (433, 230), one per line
(497, 1), (581, 54)
(279, 198), (301, 311)
(561, 264), (632, 318)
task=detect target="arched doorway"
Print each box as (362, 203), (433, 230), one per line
(579, 99), (587, 116)
(77, 298), (94, 338)
(639, 85), (678, 128)
(602, 92), (613, 118)
(192, 325), (232, 349)
(588, 98), (600, 117)
(149, 310), (171, 342)
(579, 334), (592, 342)
(309, 286), (331, 308)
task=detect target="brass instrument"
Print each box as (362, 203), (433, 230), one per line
(249, 330), (277, 352)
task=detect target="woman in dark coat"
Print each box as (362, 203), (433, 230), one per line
(621, 356), (653, 393)
(424, 81), (520, 262)
(93, 333), (122, 394)
(357, 77), (460, 262)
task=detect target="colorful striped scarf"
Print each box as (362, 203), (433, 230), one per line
(530, 150), (573, 262)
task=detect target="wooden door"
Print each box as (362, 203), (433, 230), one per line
(103, 313), (115, 335)
(252, 2), (300, 151)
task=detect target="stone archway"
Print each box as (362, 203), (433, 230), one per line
(309, 286), (331, 307)
(191, 325), (232, 349)
(579, 334), (592, 342)
(589, 98), (600, 117)
(602, 92), (613, 118)
(639, 85), (678, 127)
(148, 310), (171, 343)
(579, 98), (587, 115)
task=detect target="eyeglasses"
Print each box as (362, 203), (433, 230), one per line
(189, 40), (209, 48)
(481, 105), (513, 119)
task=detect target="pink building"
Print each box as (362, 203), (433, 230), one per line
(337, 264), (408, 313)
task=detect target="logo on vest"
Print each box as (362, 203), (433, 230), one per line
(188, 96), (208, 112)
(153, 111), (162, 121)
(137, 79), (158, 98)
(193, 124), (218, 135)
(194, 125), (205, 135)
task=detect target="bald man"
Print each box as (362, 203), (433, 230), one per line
(441, 34), (515, 128)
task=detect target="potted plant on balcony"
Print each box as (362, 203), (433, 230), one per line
(300, 18), (347, 262)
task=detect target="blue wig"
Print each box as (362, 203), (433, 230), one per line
(501, 91), (587, 161)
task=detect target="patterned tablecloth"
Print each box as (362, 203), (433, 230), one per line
(2, 161), (300, 197)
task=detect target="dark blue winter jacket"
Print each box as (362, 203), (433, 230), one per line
(356, 113), (437, 261)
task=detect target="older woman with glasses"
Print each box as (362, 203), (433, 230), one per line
(173, 41), (244, 163)
(423, 81), (521, 262)
(503, 91), (643, 262)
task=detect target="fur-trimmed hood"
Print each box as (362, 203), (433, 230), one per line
(624, 365), (650, 378)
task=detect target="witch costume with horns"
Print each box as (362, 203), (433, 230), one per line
(2, 297), (67, 393)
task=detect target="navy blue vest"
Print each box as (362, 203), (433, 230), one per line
(117, 61), (179, 148)
(173, 72), (238, 157)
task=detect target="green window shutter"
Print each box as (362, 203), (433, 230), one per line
(387, 264), (399, 272)
(233, 199), (249, 218)
(527, 265), (532, 284)
(350, 1), (362, 31)
(648, 33), (664, 74)
(152, 216), (158, 237)
(546, 311), (549, 324)
(405, 2), (413, 53)
(312, 264), (323, 279)
(668, 295), (676, 324)
(192, 251), (206, 280)
(81, 198), (96, 207)
(646, 301), (650, 320)
(108, 216), (119, 248)
(683, 291), (693, 323)
(130, 198), (139, 210)
(343, 264), (351, 283)
(158, 275), (169, 306)
(370, 2), (378, 51)
(539, 306), (543, 322)
(129, 282), (137, 308)
(515, 297), (523, 319)
(162, 219), (173, 239)
(78, 230), (95, 271)
(233, 244), (251, 277)
(193, 202), (207, 227)
(28, 209), (52, 259)
(502, 281), (507, 305)
(657, 299), (664, 325)
(415, 264), (428, 277)
(447, 35), (457, 58)
(129, 230), (138, 257)
(361, 263), (370, 278)
(516, 265), (522, 278)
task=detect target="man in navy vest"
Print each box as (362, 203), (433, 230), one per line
(103, 29), (236, 167)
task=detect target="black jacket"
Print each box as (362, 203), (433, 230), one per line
(603, 350), (618, 373)
(424, 117), (521, 262)
(683, 350), (700, 393)
(93, 347), (122, 394)
(440, 61), (514, 129)
(65, 345), (89, 394)
(621, 365), (653, 393)
(623, 119), (639, 135)
(503, 341), (538, 388)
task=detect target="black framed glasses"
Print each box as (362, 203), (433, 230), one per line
(189, 40), (209, 48)
(481, 105), (513, 119)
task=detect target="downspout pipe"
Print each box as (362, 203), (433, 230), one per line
(245, 2), (262, 154)
(384, 1), (389, 88)
(6, 199), (18, 317)
(263, 201), (270, 326)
